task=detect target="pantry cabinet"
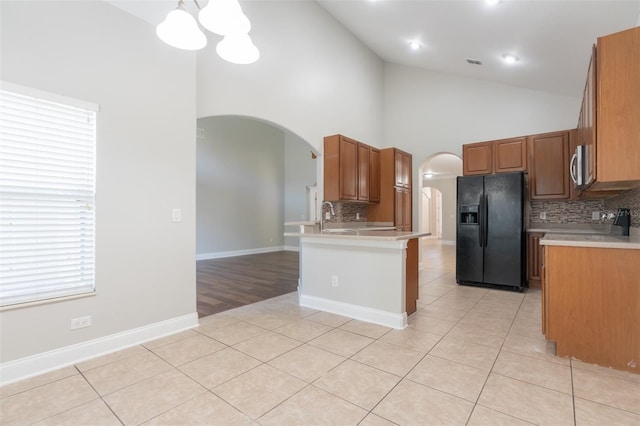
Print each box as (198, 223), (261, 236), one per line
(368, 148), (413, 231)
(578, 27), (640, 192)
(462, 137), (527, 176)
(324, 134), (379, 203)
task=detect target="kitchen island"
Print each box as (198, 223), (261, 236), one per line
(285, 226), (429, 329)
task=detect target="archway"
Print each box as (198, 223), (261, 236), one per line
(418, 152), (463, 265)
(195, 115), (320, 316)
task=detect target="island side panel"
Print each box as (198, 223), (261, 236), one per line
(298, 237), (407, 328)
(546, 245), (640, 373)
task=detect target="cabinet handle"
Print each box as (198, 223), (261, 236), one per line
(570, 153), (578, 184)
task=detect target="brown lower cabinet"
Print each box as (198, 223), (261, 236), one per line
(542, 245), (640, 373)
(406, 238), (418, 315)
(526, 232), (545, 288)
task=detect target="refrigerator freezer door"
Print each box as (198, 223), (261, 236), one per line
(456, 176), (484, 284)
(483, 173), (524, 287)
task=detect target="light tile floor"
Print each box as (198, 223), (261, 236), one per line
(1, 241), (639, 425)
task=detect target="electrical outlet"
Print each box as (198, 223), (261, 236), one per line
(70, 316), (92, 330)
(592, 211), (600, 221)
(325, 212), (330, 220)
(331, 275), (338, 287)
(356, 213), (360, 220)
(539, 212), (547, 220)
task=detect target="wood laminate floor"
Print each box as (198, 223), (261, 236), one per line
(196, 250), (299, 317)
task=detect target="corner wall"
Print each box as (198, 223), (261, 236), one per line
(0, 1), (196, 372)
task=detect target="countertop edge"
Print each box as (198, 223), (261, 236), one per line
(540, 234), (640, 250)
(284, 231), (430, 241)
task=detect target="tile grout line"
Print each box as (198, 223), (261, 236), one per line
(73, 364), (126, 426)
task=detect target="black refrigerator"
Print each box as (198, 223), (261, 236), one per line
(456, 172), (525, 290)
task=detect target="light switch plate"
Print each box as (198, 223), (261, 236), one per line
(172, 208), (182, 222)
(592, 211), (600, 220)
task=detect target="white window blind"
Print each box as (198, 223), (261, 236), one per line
(0, 82), (97, 307)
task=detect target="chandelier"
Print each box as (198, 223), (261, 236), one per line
(156, 0), (259, 64)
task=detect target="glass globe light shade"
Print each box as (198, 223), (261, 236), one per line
(199, 0), (251, 36)
(156, 5), (207, 50)
(216, 33), (260, 64)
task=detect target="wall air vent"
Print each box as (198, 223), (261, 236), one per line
(465, 58), (483, 65)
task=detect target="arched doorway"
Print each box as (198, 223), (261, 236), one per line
(418, 153), (462, 266)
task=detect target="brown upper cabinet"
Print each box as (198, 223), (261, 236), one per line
(324, 134), (380, 203)
(463, 137), (527, 175)
(369, 147), (381, 203)
(395, 150), (412, 188)
(528, 130), (571, 200)
(368, 148), (412, 231)
(578, 27), (640, 192)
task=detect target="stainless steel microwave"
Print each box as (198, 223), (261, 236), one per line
(570, 144), (587, 189)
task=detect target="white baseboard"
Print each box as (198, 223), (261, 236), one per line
(441, 240), (456, 245)
(0, 312), (198, 386)
(299, 294), (407, 329)
(196, 246), (285, 260)
(283, 245), (299, 252)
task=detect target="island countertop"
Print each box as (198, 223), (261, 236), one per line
(284, 229), (430, 241)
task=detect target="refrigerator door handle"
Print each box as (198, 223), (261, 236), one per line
(483, 194), (489, 247)
(478, 195), (484, 247)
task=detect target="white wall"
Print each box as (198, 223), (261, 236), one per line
(196, 116), (285, 256)
(384, 63), (582, 231)
(196, 0), (385, 152)
(0, 1), (196, 366)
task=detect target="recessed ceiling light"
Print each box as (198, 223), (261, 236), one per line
(424, 173), (434, 179)
(409, 40), (422, 50)
(502, 53), (519, 64)
(485, 0), (502, 5)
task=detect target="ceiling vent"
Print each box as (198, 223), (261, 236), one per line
(465, 58), (483, 65)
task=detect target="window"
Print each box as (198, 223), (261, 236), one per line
(0, 82), (98, 307)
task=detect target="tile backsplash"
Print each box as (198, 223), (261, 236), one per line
(605, 186), (640, 228)
(321, 201), (367, 223)
(530, 186), (640, 228)
(530, 199), (605, 224)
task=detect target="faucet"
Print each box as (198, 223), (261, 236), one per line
(320, 201), (335, 231)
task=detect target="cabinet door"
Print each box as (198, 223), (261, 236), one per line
(402, 152), (412, 188)
(394, 188), (411, 231)
(357, 143), (370, 201)
(527, 232), (544, 288)
(584, 46), (596, 187)
(403, 188), (412, 231)
(463, 142), (492, 175)
(369, 148), (380, 203)
(394, 189), (404, 230)
(595, 27), (640, 186)
(394, 151), (404, 187)
(528, 131), (570, 200)
(494, 137), (527, 173)
(339, 136), (358, 200)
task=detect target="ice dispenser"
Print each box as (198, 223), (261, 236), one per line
(460, 205), (479, 225)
